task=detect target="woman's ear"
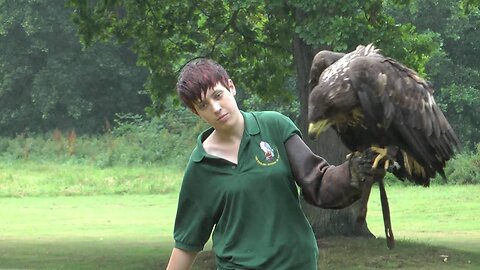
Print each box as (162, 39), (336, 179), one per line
(227, 79), (236, 95)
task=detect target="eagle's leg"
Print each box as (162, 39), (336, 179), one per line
(369, 146), (399, 170)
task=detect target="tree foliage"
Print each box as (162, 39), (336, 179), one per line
(66, 0), (441, 120)
(68, 0), (295, 114)
(0, 0), (149, 135)
(68, 0), (480, 148)
(387, 0), (480, 148)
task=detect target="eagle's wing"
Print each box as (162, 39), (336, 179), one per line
(347, 55), (459, 181)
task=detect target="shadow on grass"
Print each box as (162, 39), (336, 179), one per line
(0, 239), (171, 270)
(193, 237), (479, 270)
(0, 237), (478, 270)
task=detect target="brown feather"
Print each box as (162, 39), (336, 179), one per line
(308, 44), (460, 185)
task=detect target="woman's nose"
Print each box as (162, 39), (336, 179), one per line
(212, 101), (222, 112)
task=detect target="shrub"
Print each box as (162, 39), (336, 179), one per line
(441, 144), (480, 185)
(0, 109), (207, 168)
(383, 144), (480, 186)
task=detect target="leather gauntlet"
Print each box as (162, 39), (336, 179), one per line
(348, 150), (387, 187)
(285, 135), (362, 209)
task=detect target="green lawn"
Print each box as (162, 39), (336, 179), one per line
(366, 185), (480, 254)
(1, 185), (479, 269)
(0, 161), (183, 197)
(0, 195), (177, 269)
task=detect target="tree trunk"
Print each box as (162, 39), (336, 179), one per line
(292, 15), (374, 239)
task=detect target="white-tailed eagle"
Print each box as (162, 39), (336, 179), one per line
(308, 44), (459, 249)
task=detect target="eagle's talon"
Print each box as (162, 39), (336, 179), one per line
(370, 146), (388, 169)
(384, 159), (390, 170)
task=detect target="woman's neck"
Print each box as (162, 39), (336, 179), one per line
(212, 114), (244, 143)
(203, 114), (244, 164)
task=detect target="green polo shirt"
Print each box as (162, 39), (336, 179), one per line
(173, 111), (318, 270)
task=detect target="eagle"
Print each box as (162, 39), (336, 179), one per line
(308, 44), (459, 249)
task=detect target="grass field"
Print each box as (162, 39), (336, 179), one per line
(367, 185), (480, 254)
(0, 161), (183, 197)
(0, 162), (479, 269)
(1, 187), (479, 269)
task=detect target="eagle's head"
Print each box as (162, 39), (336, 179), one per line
(307, 50), (351, 140)
(308, 81), (363, 140)
(307, 88), (332, 139)
(308, 105), (363, 140)
(307, 96), (358, 140)
(308, 51), (346, 89)
(307, 50), (361, 140)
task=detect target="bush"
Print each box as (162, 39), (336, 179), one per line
(0, 110), (207, 168)
(441, 144), (480, 185)
(383, 144), (480, 186)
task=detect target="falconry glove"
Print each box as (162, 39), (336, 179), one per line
(348, 150), (387, 189)
(285, 134), (364, 209)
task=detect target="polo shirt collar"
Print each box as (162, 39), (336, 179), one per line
(242, 110), (260, 136)
(191, 111), (260, 163)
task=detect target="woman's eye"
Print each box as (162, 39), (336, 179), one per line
(196, 102), (207, 110)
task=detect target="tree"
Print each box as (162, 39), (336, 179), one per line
(387, 0), (480, 149)
(67, 0), (440, 239)
(0, 0), (149, 135)
(68, 0), (297, 115)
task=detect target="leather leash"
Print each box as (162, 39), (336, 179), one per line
(378, 177), (395, 249)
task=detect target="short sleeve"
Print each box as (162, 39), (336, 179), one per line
(173, 167), (216, 252)
(273, 112), (302, 143)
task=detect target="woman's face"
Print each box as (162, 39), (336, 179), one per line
(193, 79), (241, 131)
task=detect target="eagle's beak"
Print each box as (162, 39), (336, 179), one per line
(308, 120), (332, 140)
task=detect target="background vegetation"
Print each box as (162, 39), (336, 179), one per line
(0, 0), (478, 150)
(0, 0), (149, 135)
(1, 110), (477, 199)
(1, 0), (479, 269)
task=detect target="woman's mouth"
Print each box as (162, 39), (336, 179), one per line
(218, 113), (228, 121)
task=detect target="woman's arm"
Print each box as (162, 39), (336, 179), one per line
(285, 134), (384, 209)
(166, 248), (198, 270)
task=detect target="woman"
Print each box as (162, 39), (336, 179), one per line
(166, 58), (383, 270)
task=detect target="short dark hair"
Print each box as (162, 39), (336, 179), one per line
(176, 58), (230, 112)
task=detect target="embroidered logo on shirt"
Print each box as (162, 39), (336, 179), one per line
(260, 141), (275, 161)
(256, 141), (279, 166)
